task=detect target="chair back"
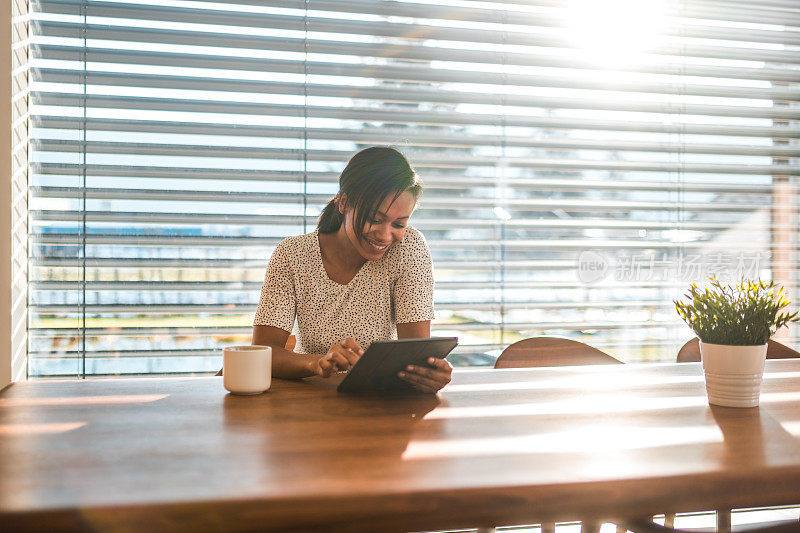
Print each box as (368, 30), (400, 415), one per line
(494, 336), (622, 368)
(677, 337), (800, 363)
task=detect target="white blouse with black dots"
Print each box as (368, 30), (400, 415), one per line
(253, 226), (435, 354)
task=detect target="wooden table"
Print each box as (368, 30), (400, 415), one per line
(2, 361), (800, 532)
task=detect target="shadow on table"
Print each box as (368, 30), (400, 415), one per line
(708, 404), (799, 470)
(216, 375), (444, 532)
(220, 374), (443, 455)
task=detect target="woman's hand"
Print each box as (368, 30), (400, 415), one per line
(398, 357), (453, 393)
(313, 338), (364, 378)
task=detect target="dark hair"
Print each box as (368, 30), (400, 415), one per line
(317, 146), (421, 238)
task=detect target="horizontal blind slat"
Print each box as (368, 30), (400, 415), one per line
(107, 0), (800, 33)
(26, 184), (787, 207)
(33, 257), (788, 273)
(32, 0), (800, 63)
(32, 211), (785, 231)
(33, 94), (800, 138)
(33, 21), (800, 82)
(31, 280), (758, 291)
(30, 142), (800, 175)
(31, 117), (800, 158)
(32, 69), (800, 120)
(28, 235), (774, 247)
(33, 44), (800, 100)
(28, 167), (777, 193)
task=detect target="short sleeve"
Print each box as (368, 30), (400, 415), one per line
(253, 239), (297, 331)
(393, 228), (435, 324)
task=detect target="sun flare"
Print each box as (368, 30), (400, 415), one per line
(565, 0), (668, 67)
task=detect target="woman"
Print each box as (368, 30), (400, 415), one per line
(252, 146), (452, 393)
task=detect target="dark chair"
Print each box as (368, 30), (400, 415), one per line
(488, 336), (623, 533)
(677, 337), (800, 363)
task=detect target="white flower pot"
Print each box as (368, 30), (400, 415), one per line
(699, 341), (767, 408)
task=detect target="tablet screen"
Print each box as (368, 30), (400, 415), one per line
(336, 337), (458, 393)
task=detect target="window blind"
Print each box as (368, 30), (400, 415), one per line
(28, 0), (800, 376)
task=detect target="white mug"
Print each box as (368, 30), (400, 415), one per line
(223, 345), (272, 395)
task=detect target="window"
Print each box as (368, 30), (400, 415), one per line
(28, 0), (800, 376)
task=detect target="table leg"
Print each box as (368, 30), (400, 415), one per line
(716, 509), (731, 533)
(581, 521), (601, 533)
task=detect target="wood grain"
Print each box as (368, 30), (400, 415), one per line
(2, 361), (800, 532)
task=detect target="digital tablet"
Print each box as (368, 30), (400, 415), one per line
(336, 337), (458, 393)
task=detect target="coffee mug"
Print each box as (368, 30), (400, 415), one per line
(223, 345), (272, 395)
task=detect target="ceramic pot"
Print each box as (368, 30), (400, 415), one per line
(699, 341), (767, 408)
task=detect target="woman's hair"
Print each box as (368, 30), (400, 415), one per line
(318, 146), (421, 237)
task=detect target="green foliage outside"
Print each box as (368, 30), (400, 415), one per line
(675, 278), (799, 346)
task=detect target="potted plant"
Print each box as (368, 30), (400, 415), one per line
(674, 277), (799, 408)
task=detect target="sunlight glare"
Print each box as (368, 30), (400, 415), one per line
(759, 391), (800, 404)
(426, 394), (708, 420)
(778, 421), (800, 436)
(565, 0), (667, 68)
(445, 368), (704, 394)
(0, 394), (169, 407)
(0, 422), (87, 436)
(403, 425), (723, 460)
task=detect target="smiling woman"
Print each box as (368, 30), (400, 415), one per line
(252, 147), (452, 393)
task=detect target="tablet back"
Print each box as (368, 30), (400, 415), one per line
(337, 337), (458, 393)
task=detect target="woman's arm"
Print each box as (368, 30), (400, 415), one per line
(253, 325), (362, 379)
(253, 324), (320, 379)
(397, 320), (431, 339)
(392, 230), (450, 392)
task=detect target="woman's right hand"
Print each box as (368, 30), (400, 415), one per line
(313, 338), (364, 378)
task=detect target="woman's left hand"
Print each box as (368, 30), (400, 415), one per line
(398, 356), (453, 393)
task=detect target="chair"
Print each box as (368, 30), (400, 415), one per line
(486, 337), (623, 533)
(216, 335), (295, 376)
(494, 336), (623, 369)
(657, 337), (800, 532)
(677, 337), (800, 363)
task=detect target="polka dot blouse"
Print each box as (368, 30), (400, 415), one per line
(253, 226), (435, 354)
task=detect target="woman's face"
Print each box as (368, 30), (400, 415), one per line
(342, 190), (417, 261)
